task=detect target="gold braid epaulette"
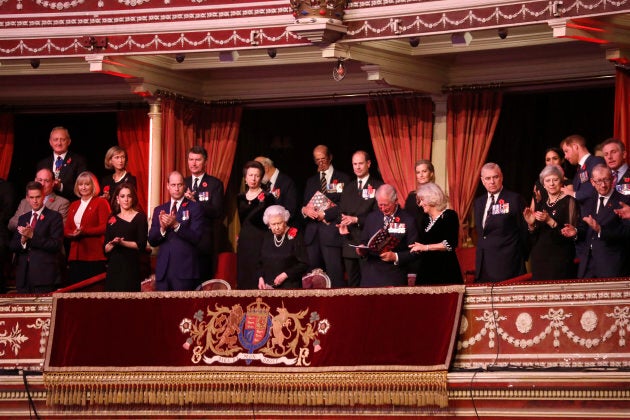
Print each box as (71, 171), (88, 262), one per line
(44, 371), (448, 407)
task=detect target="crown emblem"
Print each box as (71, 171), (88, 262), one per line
(290, 0), (348, 25)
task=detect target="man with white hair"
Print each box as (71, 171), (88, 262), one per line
(357, 184), (417, 287)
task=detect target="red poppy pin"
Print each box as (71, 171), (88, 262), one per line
(103, 186), (110, 193)
(202, 181), (207, 188)
(498, 199), (505, 205)
(287, 227), (298, 239)
(39, 214), (44, 221)
(49, 197), (55, 203)
(108, 216), (116, 225)
(394, 217), (400, 223)
(181, 201), (188, 208)
(332, 179), (338, 185)
(581, 164), (586, 170)
(625, 178), (630, 183)
(67, 158), (72, 165)
(258, 192), (265, 202)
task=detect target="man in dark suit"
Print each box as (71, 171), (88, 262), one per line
(255, 156), (299, 225)
(36, 126), (88, 201)
(10, 181), (64, 293)
(301, 145), (351, 287)
(600, 138), (630, 197)
(149, 171), (204, 291)
(357, 184), (418, 287)
(337, 150), (383, 287)
(563, 164), (630, 278)
(474, 162), (528, 283)
(183, 146), (225, 280)
(560, 134), (605, 205)
(9, 168), (70, 231)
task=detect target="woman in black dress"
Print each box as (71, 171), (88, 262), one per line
(237, 160), (275, 289)
(523, 165), (579, 280)
(101, 146), (137, 204)
(257, 205), (309, 289)
(104, 183), (148, 291)
(409, 182), (463, 285)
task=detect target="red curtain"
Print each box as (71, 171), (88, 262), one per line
(614, 66), (630, 152)
(0, 113), (15, 180)
(117, 109), (150, 214)
(446, 90), (503, 245)
(366, 97), (434, 205)
(161, 97), (240, 202)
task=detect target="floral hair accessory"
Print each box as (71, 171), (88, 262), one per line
(258, 192), (265, 202)
(108, 216), (117, 225)
(287, 227), (298, 239)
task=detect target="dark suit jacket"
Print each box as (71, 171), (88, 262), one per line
(269, 171), (299, 223)
(10, 207), (64, 292)
(184, 173), (224, 254)
(302, 168), (351, 247)
(37, 151), (88, 201)
(359, 206), (418, 287)
(573, 154), (606, 204)
(64, 197), (110, 261)
(338, 175), (383, 258)
(148, 198), (203, 290)
(9, 193), (69, 232)
(474, 189), (528, 282)
(577, 190), (630, 278)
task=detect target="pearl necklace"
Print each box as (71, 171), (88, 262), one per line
(274, 232), (287, 248)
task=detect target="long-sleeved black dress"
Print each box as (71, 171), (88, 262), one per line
(257, 228), (309, 289)
(104, 212), (148, 291)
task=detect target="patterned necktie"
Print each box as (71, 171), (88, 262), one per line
(31, 212), (38, 228)
(171, 201), (178, 216)
(320, 172), (327, 194)
(55, 156), (63, 171)
(596, 196), (605, 215)
(192, 177), (199, 191)
(484, 194), (495, 227)
(357, 180), (362, 195)
(612, 171), (618, 187)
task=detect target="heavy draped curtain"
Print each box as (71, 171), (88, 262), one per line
(614, 66), (630, 151)
(160, 97), (241, 202)
(0, 113), (15, 180)
(446, 90), (502, 245)
(117, 109), (150, 214)
(366, 97), (434, 204)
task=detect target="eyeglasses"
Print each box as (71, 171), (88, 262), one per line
(592, 178), (612, 185)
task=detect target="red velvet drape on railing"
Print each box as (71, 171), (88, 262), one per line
(117, 109), (150, 214)
(446, 90), (502, 245)
(0, 113), (15, 180)
(614, 66), (630, 151)
(366, 97), (434, 205)
(161, 97), (241, 203)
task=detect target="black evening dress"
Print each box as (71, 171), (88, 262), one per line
(104, 212), (148, 291)
(257, 228), (309, 289)
(529, 195), (579, 280)
(405, 191), (428, 276)
(414, 209), (463, 285)
(101, 172), (137, 198)
(236, 191), (274, 289)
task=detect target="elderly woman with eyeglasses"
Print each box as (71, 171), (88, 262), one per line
(257, 205), (309, 289)
(523, 164), (579, 280)
(408, 182), (463, 285)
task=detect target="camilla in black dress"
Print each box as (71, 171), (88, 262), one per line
(409, 183), (463, 285)
(237, 161), (275, 289)
(524, 165), (579, 280)
(257, 205), (309, 289)
(104, 184), (148, 291)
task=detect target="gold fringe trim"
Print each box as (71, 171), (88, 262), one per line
(44, 371), (448, 408)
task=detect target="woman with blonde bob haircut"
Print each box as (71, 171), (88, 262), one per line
(65, 171), (111, 285)
(101, 145), (137, 202)
(409, 182), (463, 285)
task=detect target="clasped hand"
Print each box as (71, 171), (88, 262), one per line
(159, 210), (178, 230)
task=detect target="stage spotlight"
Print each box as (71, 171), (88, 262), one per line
(267, 48), (277, 59)
(498, 28), (508, 39)
(30, 59), (40, 69)
(409, 37), (420, 48)
(175, 54), (185, 63)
